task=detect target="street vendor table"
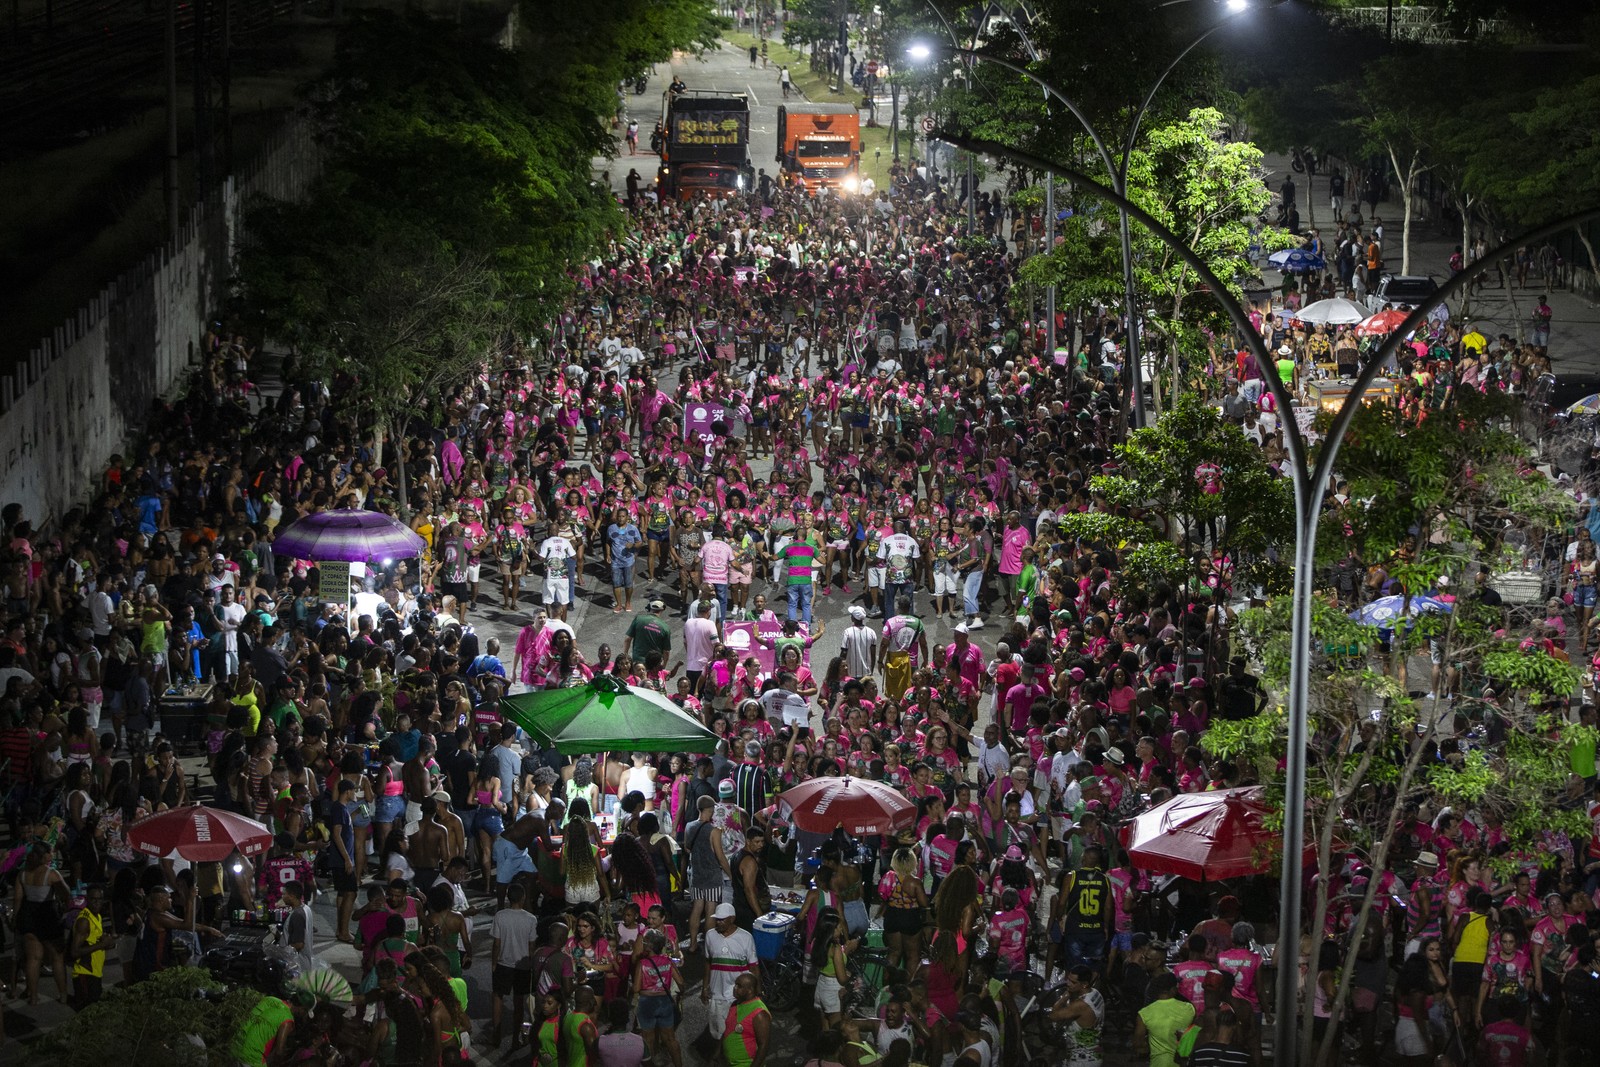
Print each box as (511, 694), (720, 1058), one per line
(1305, 376), (1395, 412)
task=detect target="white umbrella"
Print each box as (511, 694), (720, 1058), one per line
(1291, 298), (1368, 325)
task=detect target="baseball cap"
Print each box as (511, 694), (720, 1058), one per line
(1004, 845), (1024, 861)
(648, 598), (665, 611)
(849, 605), (866, 620)
(1068, 667), (1086, 682)
(718, 779), (735, 797)
(431, 789), (453, 804)
(953, 622), (969, 634)
(712, 903), (736, 920)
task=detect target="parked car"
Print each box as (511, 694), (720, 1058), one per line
(1365, 273), (1439, 314)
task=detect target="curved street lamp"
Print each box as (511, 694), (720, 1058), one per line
(908, 0), (1275, 429)
(938, 128), (1600, 1067)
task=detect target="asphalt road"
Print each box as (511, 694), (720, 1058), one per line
(603, 41), (837, 194)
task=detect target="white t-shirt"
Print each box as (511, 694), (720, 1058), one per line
(88, 590), (114, 636)
(217, 601), (247, 653)
(975, 739), (1011, 786)
(839, 624), (879, 678)
(703, 927), (758, 1000)
(878, 533), (920, 583)
(539, 536), (576, 566)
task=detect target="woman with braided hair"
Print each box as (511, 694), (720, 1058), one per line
(561, 812), (610, 909)
(404, 947), (471, 1067)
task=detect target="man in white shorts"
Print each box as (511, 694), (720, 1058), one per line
(538, 531), (577, 621)
(862, 514), (892, 618)
(703, 903), (758, 1038)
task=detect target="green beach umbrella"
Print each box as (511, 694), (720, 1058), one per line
(501, 674), (721, 754)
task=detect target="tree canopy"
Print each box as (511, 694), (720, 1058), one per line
(234, 5), (721, 508)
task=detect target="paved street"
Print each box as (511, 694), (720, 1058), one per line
(601, 43), (807, 195)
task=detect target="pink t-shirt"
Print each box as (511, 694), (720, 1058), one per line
(943, 642), (985, 687)
(699, 539), (736, 584)
(683, 617), (720, 672)
(999, 526), (1031, 574)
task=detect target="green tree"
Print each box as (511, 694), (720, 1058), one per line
(238, 7), (720, 512)
(1129, 108), (1283, 409)
(1493, 72), (1600, 286)
(1212, 388), (1580, 1066)
(1085, 393), (1295, 599)
(1346, 51), (1454, 275)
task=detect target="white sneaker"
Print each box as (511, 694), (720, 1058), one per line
(968, 617), (985, 630)
(1424, 691), (1437, 699)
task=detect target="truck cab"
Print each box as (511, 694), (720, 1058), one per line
(659, 89), (753, 202)
(776, 104), (862, 194)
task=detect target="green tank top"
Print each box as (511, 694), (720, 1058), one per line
(141, 618), (167, 654)
(561, 1012), (591, 1067)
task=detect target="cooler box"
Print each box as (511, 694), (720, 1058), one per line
(752, 912), (795, 961)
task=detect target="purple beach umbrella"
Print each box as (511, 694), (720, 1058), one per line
(271, 508), (426, 563)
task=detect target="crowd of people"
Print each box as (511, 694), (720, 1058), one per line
(2, 79), (1599, 1067)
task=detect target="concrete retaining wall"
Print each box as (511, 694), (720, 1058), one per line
(0, 116), (319, 527)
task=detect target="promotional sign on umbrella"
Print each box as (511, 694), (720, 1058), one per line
(271, 508), (426, 564)
(1121, 786), (1308, 881)
(777, 777), (917, 836)
(501, 675), (720, 754)
(1349, 594), (1452, 628)
(1267, 248), (1326, 274)
(1355, 309), (1412, 336)
(127, 804), (274, 863)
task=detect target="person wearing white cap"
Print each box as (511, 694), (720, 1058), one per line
(703, 902), (759, 1039)
(840, 604), (879, 679)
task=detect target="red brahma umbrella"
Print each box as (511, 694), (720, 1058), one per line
(1355, 308), (1412, 336)
(127, 804), (274, 862)
(1120, 786), (1307, 881)
(777, 777), (916, 836)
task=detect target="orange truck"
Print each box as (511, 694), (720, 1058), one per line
(775, 103), (861, 194)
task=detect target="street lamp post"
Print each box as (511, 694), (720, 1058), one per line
(910, 0), (1263, 429)
(945, 130), (1600, 1067)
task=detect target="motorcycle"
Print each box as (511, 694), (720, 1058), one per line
(1290, 146), (1318, 175)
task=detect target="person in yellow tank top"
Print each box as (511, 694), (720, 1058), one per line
(70, 884), (110, 1005)
(1449, 889), (1492, 1003)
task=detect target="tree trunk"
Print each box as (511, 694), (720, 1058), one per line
(1313, 697), (1443, 1065)
(1460, 196), (1474, 318)
(890, 82), (900, 161)
(392, 419), (411, 520)
(1385, 145), (1425, 277)
(1576, 226), (1600, 298)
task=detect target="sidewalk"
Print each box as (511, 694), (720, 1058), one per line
(1260, 152), (1600, 393)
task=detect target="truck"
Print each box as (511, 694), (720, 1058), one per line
(776, 103), (862, 194)
(658, 89), (752, 201)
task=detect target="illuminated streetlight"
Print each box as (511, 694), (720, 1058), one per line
(905, 43), (931, 62)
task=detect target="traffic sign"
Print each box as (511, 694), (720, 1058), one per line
(866, 60), (879, 74)
(920, 115), (935, 133)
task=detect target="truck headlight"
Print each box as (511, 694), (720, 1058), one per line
(840, 176), (860, 194)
